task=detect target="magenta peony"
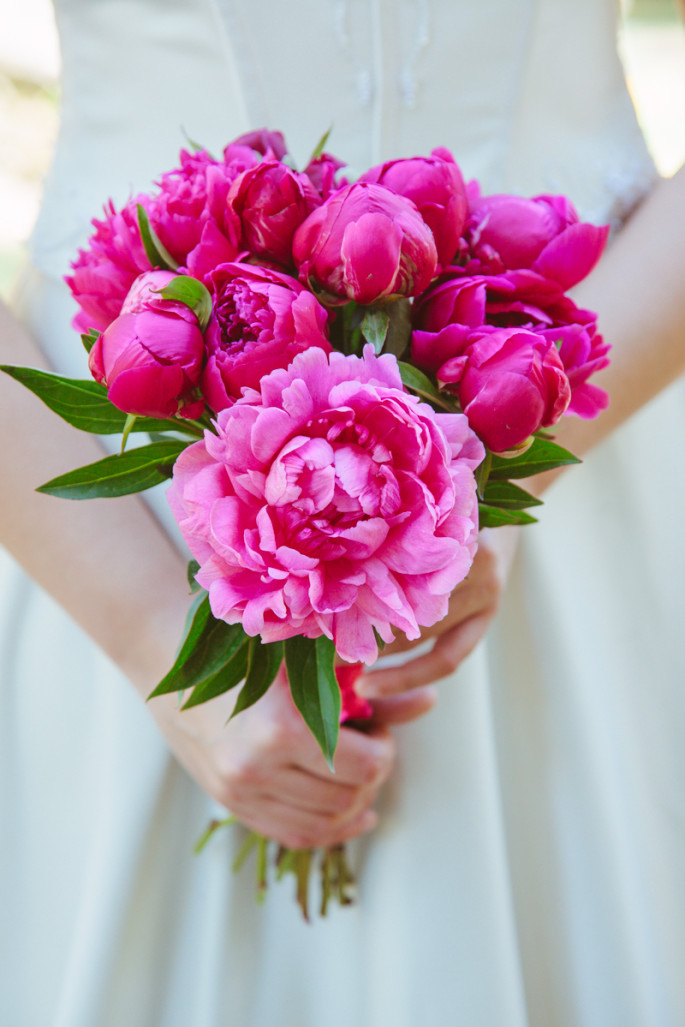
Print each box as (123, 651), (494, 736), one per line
(66, 198), (153, 333)
(293, 182), (438, 305)
(227, 128), (289, 161)
(336, 663), (373, 724)
(89, 273), (206, 419)
(465, 191), (610, 290)
(168, 346), (484, 664)
(228, 161), (322, 267)
(148, 148), (244, 279)
(412, 268), (610, 417)
(360, 147), (468, 267)
(438, 327), (571, 452)
(201, 262), (332, 411)
(303, 152), (349, 200)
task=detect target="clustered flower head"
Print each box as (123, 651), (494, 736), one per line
(65, 126), (609, 663)
(168, 346), (484, 664)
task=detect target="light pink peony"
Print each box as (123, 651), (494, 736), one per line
(465, 191), (609, 290)
(438, 327), (571, 452)
(168, 346), (484, 664)
(360, 147), (468, 267)
(66, 198), (153, 333)
(201, 262), (332, 411)
(89, 272), (205, 419)
(293, 182), (438, 305)
(228, 161), (322, 267)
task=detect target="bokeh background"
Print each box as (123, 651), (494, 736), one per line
(1, 0), (684, 301)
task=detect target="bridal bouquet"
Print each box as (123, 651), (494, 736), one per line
(2, 128), (609, 918)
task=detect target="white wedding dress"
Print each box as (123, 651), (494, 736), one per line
(3, 2), (685, 1025)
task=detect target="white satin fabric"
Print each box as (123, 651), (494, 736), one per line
(3, 2), (685, 1025)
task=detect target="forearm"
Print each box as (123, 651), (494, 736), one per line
(537, 166), (685, 485)
(0, 301), (190, 695)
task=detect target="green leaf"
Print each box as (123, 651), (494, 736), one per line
(158, 275), (212, 331)
(149, 596), (248, 698)
(36, 439), (187, 499)
(120, 413), (137, 453)
(382, 297), (412, 358)
(397, 362), (456, 412)
(478, 504), (538, 528)
(181, 643), (250, 709)
(137, 203), (179, 271)
(307, 125), (332, 164)
(482, 480), (543, 510)
(372, 627), (387, 653)
(181, 127), (208, 154)
(0, 365), (184, 435)
(80, 328), (100, 354)
(231, 639), (284, 718)
(187, 559), (202, 593)
(488, 437), (581, 480)
(475, 450), (492, 500)
(360, 309), (389, 354)
(285, 635), (340, 769)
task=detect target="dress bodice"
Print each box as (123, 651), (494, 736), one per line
(32, 0), (656, 283)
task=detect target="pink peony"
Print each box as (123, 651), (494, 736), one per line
(360, 147), (468, 267)
(438, 327), (571, 452)
(303, 152), (350, 200)
(411, 269), (609, 417)
(66, 198), (153, 333)
(228, 161), (322, 267)
(336, 663), (373, 723)
(228, 128), (289, 161)
(89, 273), (206, 419)
(120, 269), (177, 313)
(201, 262), (332, 411)
(168, 346), (484, 664)
(293, 182), (438, 305)
(149, 148), (244, 279)
(465, 191), (609, 290)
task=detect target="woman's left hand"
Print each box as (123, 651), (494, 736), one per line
(354, 526), (519, 702)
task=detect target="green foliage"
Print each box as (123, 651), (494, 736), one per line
(148, 595), (248, 699)
(307, 126), (332, 164)
(482, 480), (543, 510)
(488, 437), (581, 480)
(360, 309), (389, 354)
(397, 361), (456, 411)
(36, 439), (188, 499)
(477, 504), (538, 528)
(80, 328), (100, 354)
(137, 203), (179, 271)
(158, 275), (212, 331)
(0, 366), (183, 435)
(285, 635), (340, 769)
(231, 639), (284, 718)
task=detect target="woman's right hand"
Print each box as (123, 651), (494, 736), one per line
(149, 665), (401, 850)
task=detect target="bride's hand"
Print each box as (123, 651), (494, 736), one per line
(148, 665), (396, 849)
(355, 526), (519, 701)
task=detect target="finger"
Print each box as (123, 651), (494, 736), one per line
(267, 767), (363, 817)
(356, 610), (494, 697)
(298, 723), (396, 788)
(369, 685), (438, 724)
(236, 797), (378, 849)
